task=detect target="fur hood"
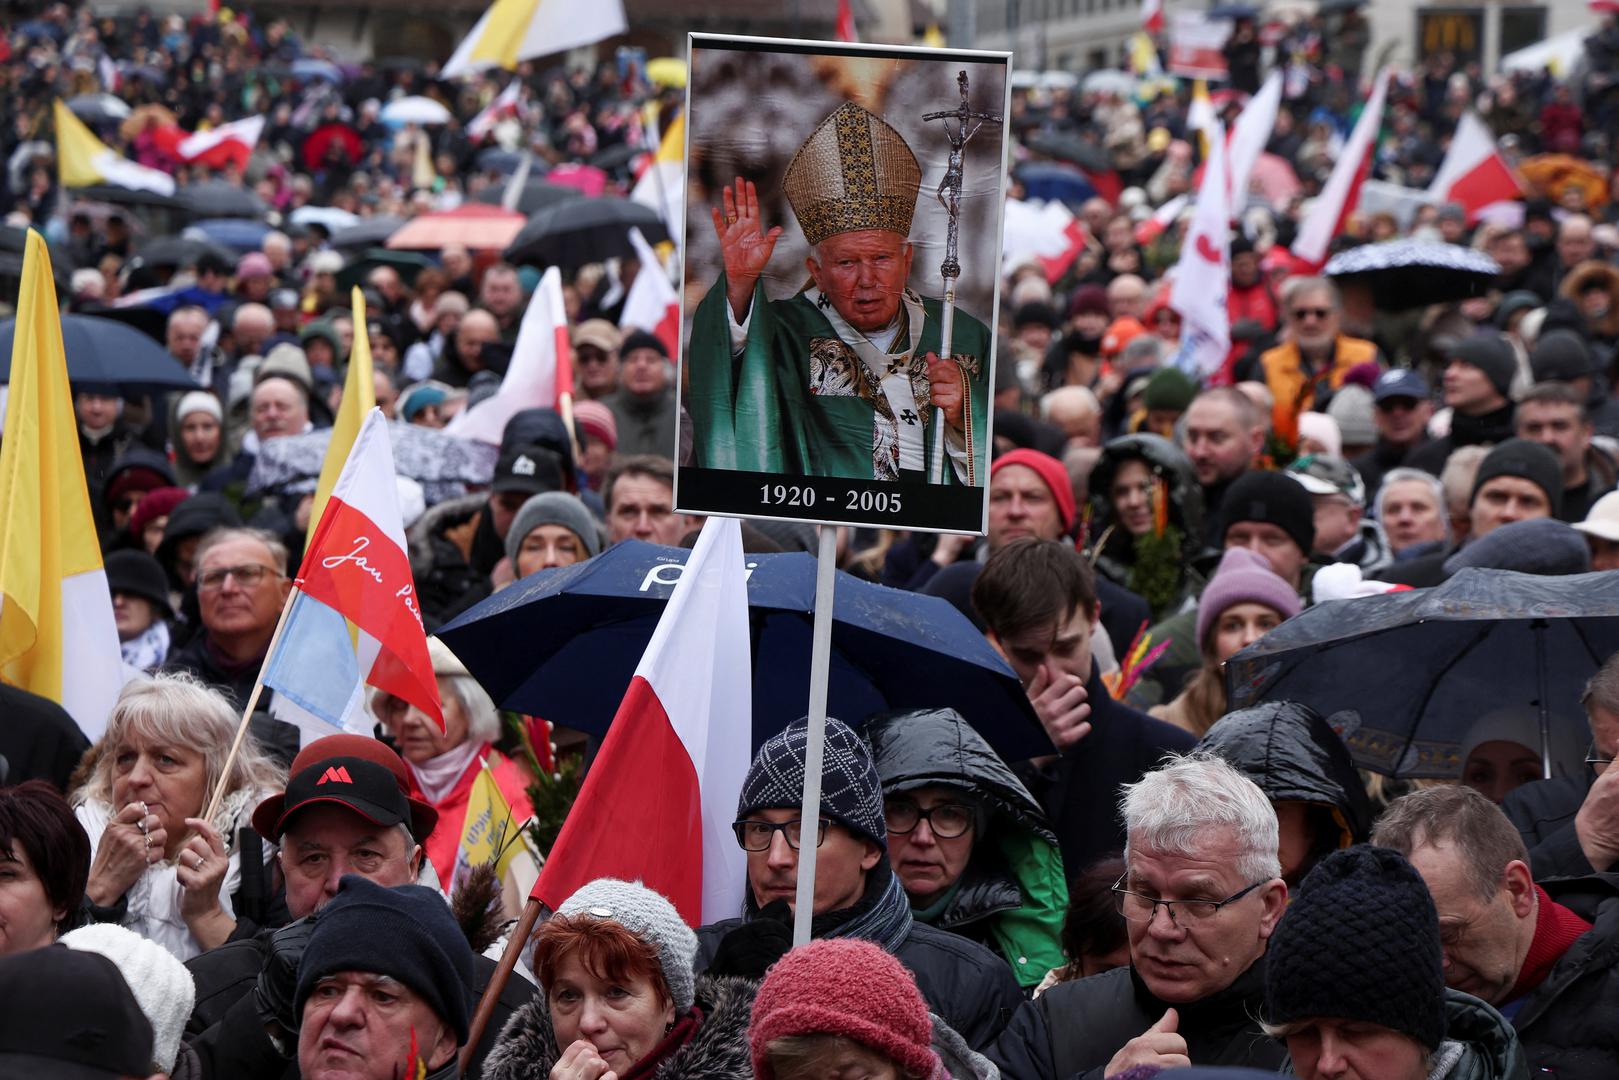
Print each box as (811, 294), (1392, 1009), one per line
(406, 492), (485, 578)
(480, 975), (756, 1080)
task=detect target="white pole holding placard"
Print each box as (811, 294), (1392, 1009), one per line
(792, 525), (840, 946)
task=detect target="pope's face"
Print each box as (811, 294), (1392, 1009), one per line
(807, 230), (914, 334)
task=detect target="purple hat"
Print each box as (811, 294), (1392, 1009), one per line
(1195, 548), (1301, 650)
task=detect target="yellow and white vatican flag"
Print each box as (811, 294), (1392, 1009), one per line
(53, 100), (175, 196)
(441, 0), (627, 80)
(0, 232), (126, 739)
(630, 111), (685, 239)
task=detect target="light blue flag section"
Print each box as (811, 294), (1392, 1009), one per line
(262, 591), (360, 727)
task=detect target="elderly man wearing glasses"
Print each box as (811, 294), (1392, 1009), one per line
(1257, 276), (1379, 456)
(989, 753), (1290, 1079)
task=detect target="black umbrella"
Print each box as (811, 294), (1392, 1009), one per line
(505, 198), (669, 268)
(130, 235), (234, 270)
(65, 93), (131, 124)
(590, 143), (643, 175)
(1024, 132), (1113, 175)
(1224, 568), (1615, 780)
(474, 179), (582, 216)
(0, 314), (196, 389)
(330, 215), (407, 254)
(1319, 0), (1366, 11)
(177, 179), (269, 220)
(0, 226), (72, 285)
(336, 247), (436, 290)
(67, 183), (182, 209)
(1323, 240), (1501, 311)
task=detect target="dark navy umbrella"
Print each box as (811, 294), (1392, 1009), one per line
(438, 541), (1049, 761)
(187, 218), (273, 252)
(1225, 568), (1618, 780)
(0, 314), (195, 388)
(1015, 162), (1098, 206)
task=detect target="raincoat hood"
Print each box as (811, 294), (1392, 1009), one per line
(1088, 433), (1204, 549)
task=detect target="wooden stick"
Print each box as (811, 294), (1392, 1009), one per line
(201, 585), (299, 823)
(559, 389), (583, 469)
(462, 895), (543, 1073)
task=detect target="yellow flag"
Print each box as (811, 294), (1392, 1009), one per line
(1189, 79), (1215, 160)
(655, 112), (684, 165)
(53, 99), (112, 189)
(0, 232), (123, 737)
(306, 287), (376, 546)
(470, 0), (544, 69)
(455, 763), (527, 885)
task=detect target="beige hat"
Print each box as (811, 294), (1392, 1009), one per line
(256, 343), (314, 391)
(1573, 490), (1619, 543)
(572, 318), (622, 353)
(427, 636), (471, 679)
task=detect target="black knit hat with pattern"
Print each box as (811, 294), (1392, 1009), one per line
(738, 717), (886, 849)
(1265, 845), (1446, 1051)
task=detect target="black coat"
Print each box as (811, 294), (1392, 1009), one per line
(1514, 875), (1619, 1079)
(1504, 770), (1597, 880)
(162, 636), (300, 767)
(988, 959), (1285, 1080)
(0, 683), (88, 790)
(1406, 403), (1517, 478)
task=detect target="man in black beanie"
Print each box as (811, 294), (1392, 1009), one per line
(1264, 845), (1526, 1080)
(1409, 335), (1521, 477)
(605, 329), (679, 459)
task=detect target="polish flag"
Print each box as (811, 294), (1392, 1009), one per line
(1226, 71), (1282, 204)
(1429, 112), (1523, 224)
(533, 518), (752, 925)
(1170, 119), (1232, 377)
(1142, 0), (1165, 34)
(468, 79), (522, 143)
(1292, 68), (1390, 270)
(836, 0), (859, 42)
(619, 228), (681, 359)
(444, 266), (572, 446)
(1003, 199), (1088, 283)
(1135, 193), (1189, 245)
(178, 115), (265, 172)
(263, 409), (442, 741)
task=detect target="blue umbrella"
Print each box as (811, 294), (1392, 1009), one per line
(438, 541), (1049, 761)
(1225, 568), (1616, 780)
(0, 314), (195, 389)
(291, 58), (344, 83)
(186, 218), (273, 252)
(1015, 162), (1098, 206)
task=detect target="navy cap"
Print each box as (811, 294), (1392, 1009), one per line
(1373, 368), (1429, 404)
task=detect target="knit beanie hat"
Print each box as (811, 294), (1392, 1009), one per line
(504, 491), (604, 566)
(572, 398), (619, 450)
(1220, 470), (1315, 556)
(750, 939), (942, 1080)
(621, 328), (670, 358)
(1530, 329), (1600, 383)
(175, 390), (223, 425)
(61, 923), (196, 1073)
(1449, 334), (1518, 398)
(739, 717), (886, 849)
(1265, 845), (1446, 1051)
(296, 877), (476, 1043)
(1469, 438), (1564, 516)
(1143, 367), (1197, 413)
(554, 879), (698, 1012)
(991, 448), (1077, 531)
(1326, 384), (1376, 447)
(127, 486), (190, 543)
(1195, 548), (1301, 649)
(1068, 284), (1110, 319)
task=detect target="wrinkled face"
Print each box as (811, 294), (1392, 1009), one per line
(1211, 601), (1283, 664)
(621, 347), (668, 397)
(548, 951), (675, 1075)
(111, 592), (157, 641)
(196, 535), (289, 641)
(374, 676), (471, 764)
(76, 392), (120, 432)
(807, 230), (914, 334)
(1288, 289), (1340, 351)
(1108, 283), (1146, 321)
(110, 730), (206, 844)
(991, 604), (1096, 689)
(1442, 360), (1500, 413)
(1225, 522), (1305, 590)
(1124, 830), (1284, 1003)
(1462, 740), (1543, 805)
(1375, 396), (1432, 445)
(988, 465), (1064, 549)
(1405, 841), (1528, 1005)
(1470, 476), (1551, 539)
(0, 843), (64, 955)
(167, 313), (206, 364)
(1517, 401), (1589, 478)
(608, 476), (681, 545)
(1380, 480), (1446, 554)
(1110, 459), (1156, 537)
(1184, 398), (1259, 487)
(742, 807), (880, 917)
(1285, 1018), (1429, 1080)
(252, 379), (310, 441)
(280, 805), (420, 918)
(298, 972), (455, 1080)
(515, 524), (587, 577)
(180, 411), (223, 463)
(1310, 494), (1360, 556)
(885, 785), (977, 906)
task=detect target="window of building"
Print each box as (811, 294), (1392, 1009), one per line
(1500, 6), (1547, 59)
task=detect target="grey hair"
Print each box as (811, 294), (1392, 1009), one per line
(194, 526), (291, 576)
(1582, 650), (1619, 723)
(1281, 275), (1341, 311)
(1040, 385), (1102, 420)
(79, 672), (285, 813)
(1121, 752), (1281, 883)
(439, 673), (501, 745)
(1119, 335), (1165, 369)
(1374, 468), (1452, 543)
(1439, 444), (1491, 514)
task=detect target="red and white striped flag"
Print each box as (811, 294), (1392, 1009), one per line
(533, 517), (753, 925)
(1142, 0), (1165, 34)
(1135, 194), (1189, 245)
(468, 79), (523, 143)
(619, 228), (681, 359)
(1170, 119), (1232, 377)
(835, 0), (859, 42)
(1292, 68), (1389, 269)
(178, 115), (265, 172)
(1429, 112), (1523, 224)
(444, 266), (572, 446)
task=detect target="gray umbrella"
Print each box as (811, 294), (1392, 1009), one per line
(246, 423), (499, 505)
(330, 215), (407, 254)
(1324, 240), (1501, 311)
(177, 180), (270, 221)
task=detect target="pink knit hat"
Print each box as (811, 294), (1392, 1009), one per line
(750, 939), (943, 1080)
(1194, 547), (1301, 650)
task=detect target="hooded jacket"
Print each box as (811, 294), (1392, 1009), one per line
(1510, 874), (1619, 1079)
(1429, 988), (1532, 1080)
(1086, 434), (1209, 620)
(866, 708), (1069, 990)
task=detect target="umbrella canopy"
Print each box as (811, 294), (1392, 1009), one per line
(288, 204), (361, 233)
(67, 183), (182, 209)
(0, 314), (195, 389)
(1323, 240), (1500, 311)
(1247, 153), (1302, 205)
(647, 57), (687, 88)
(1225, 568), (1615, 780)
(66, 93), (131, 124)
(291, 58), (344, 83)
(245, 424), (498, 504)
(473, 178), (583, 215)
(1014, 162), (1099, 206)
(186, 218), (273, 252)
(336, 248), (436, 291)
(302, 122), (365, 172)
(1024, 132), (1112, 174)
(1318, 0), (1366, 11)
(475, 148), (527, 176)
(177, 180), (269, 220)
(386, 205), (527, 251)
(505, 198), (669, 268)
(380, 96), (453, 126)
(1081, 70), (1135, 95)
(330, 216), (408, 253)
(1209, 2), (1259, 17)
(438, 541), (1049, 762)
(131, 235), (234, 269)
(0, 226), (72, 285)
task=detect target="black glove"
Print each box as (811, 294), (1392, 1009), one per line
(707, 899), (794, 980)
(254, 915), (318, 1055)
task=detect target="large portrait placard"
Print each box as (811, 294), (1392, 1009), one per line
(674, 34), (1012, 533)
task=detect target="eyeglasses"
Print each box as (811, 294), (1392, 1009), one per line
(197, 564), (282, 592)
(1588, 743), (1613, 774)
(733, 818), (828, 852)
(1291, 307), (1332, 321)
(884, 799), (975, 838)
(1111, 873), (1267, 926)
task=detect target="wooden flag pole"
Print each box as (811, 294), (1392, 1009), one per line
(791, 525), (839, 947)
(462, 895), (544, 1073)
(201, 584), (299, 823)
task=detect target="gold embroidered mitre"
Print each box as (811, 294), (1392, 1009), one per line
(782, 102), (921, 247)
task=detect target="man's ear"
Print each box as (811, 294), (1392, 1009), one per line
(985, 629), (1007, 661)
(1504, 859), (1536, 919)
(861, 839), (883, 872)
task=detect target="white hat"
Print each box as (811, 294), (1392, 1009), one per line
(1573, 490), (1619, 544)
(61, 923), (196, 1072)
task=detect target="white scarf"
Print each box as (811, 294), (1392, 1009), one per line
(406, 740), (485, 804)
(807, 286), (928, 473)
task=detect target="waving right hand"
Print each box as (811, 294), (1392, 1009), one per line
(711, 178), (782, 321)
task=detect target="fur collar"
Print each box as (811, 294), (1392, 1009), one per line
(480, 975), (756, 1080)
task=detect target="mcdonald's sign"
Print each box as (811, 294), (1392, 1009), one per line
(1417, 8), (1484, 62)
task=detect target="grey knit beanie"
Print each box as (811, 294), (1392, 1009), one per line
(555, 878), (698, 1011)
(504, 491), (603, 567)
(738, 717), (887, 849)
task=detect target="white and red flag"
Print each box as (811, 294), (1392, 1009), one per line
(468, 79), (523, 143)
(1292, 68), (1390, 269)
(262, 409), (442, 740)
(1135, 194), (1189, 246)
(1170, 119), (1232, 377)
(1226, 71), (1282, 204)
(835, 0), (859, 42)
(532, 517), (753, 925)
(1428, 112), (1523, 224)
(1003, 199), (1088, 283)
(444, 266), (573, 446)
(619, 228), (681, 359)
(178, 115), (265, 172)
(1142, 0), (1165, 34)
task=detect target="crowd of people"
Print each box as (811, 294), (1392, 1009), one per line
(3, 0), (1619, 1078)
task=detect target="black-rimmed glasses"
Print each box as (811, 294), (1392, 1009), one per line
(884, 799), (975, 838)
(733, 818), (827, 852)
(1111, 873), (1267, 926)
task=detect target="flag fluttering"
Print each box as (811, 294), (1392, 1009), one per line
(445, 266), (572, 447)
(1429, 112), (1524, 224)
(53, 99), (176, 196)
(442, 0), (627, 79)
(1292, 69), (1391, 268)
(177, 115), (265, 172)
(308, 288), (377, 546)
(629, 111), (685, 238)
(619, 228), (681, 359)
(1170, 119), (1233, 378)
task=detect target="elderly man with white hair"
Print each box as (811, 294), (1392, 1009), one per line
(1041, 386), (1103, 448)
(990, 754), (1290, 1079)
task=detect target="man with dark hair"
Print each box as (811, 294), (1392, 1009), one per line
(604, 453), (684, 545)
(973, 539), (1194, 881)
(1516, 382), (1617, 522)
(1353, 368), (1434, 501)
(1374, 785), (1619, 1076)
(1408, 335), (1520, 477)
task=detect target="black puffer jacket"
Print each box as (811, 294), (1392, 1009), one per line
(1513, 874), (1619, 1079)
(482, 976), (755, 1080)
(1086, 434), (1208, 620)
(1197, 701), (1372, 886)
(1504, 769), (1598, 880)
(867, 708), (1068, 991)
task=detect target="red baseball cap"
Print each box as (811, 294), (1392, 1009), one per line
(252, 734), (438, 842)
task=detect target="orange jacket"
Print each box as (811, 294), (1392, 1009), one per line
(1260, 335), (1377, 450)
